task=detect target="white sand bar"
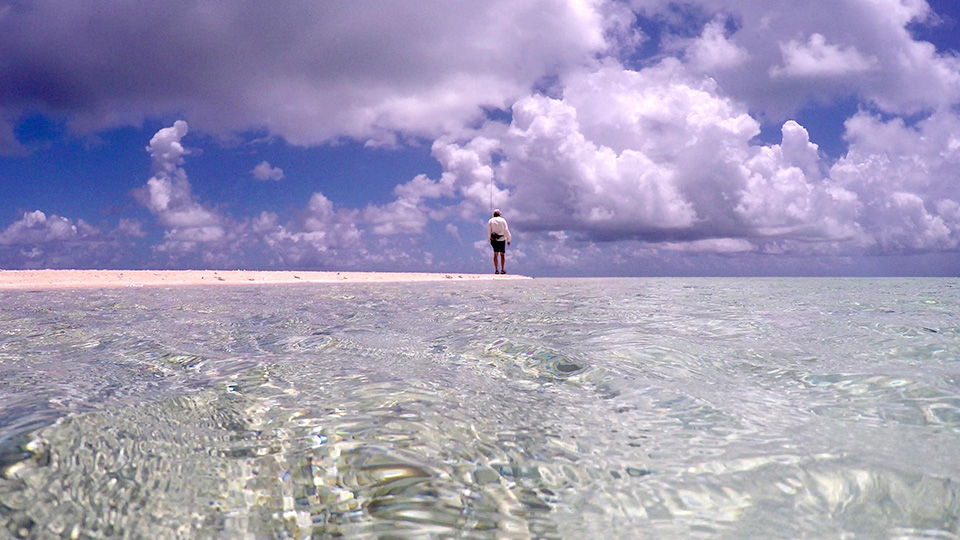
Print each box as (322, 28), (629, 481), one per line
(0, 270), (532, 290)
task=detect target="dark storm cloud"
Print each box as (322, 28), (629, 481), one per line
(0, 0), (610, 148)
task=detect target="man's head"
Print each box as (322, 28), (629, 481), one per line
(493, 209), (501, 217)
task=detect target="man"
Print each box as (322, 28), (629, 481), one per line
(487, 209), (511, 274)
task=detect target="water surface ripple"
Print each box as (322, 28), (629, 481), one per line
(1, 278), (959, 539)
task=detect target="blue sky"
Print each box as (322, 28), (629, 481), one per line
(2, 0), (960, 276)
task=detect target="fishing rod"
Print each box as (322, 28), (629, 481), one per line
(489, 175), (494, 215)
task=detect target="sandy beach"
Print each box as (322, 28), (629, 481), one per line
(0, 270), (531, 289)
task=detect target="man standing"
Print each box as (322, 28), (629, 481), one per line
(487, 209), (511, 274)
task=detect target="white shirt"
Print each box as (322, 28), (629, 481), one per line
(487, 216), (511, 243)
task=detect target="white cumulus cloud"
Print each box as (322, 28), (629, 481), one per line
(830, 108), (960, 253)
(133, 120), (228, 255)
(0, 210), (135, 268)
(251, 192), (366, 268)
(251, 161), (284, 182)
(429, 55), (959, 265)
(652, 0), (960, 118)
(686, 19), (750, 72)
(0, 210), (84, 245)
(771, 33), (878, 78)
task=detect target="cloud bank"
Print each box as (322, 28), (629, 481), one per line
(0, 0), (611, 149)
(663, 0), (960, 119)
(0, 210), (138, 268)
(432, 58), (958, 264)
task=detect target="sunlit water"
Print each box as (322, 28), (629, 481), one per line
(1, 278), (959, 539)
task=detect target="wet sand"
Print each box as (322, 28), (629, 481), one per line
(0, 270), (531, 289)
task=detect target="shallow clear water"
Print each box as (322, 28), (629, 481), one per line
(1, 278), (959, 539)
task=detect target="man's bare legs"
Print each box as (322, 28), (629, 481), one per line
(493, 252), (506, 274)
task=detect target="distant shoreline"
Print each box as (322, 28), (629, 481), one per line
(0, 270), (531, 290)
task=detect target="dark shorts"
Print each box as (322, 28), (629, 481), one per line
(491, 240), (506, 253)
